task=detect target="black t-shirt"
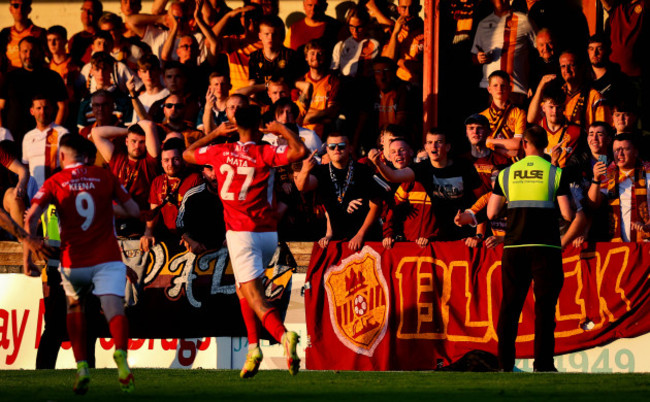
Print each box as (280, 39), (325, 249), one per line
(411, 158), (483, 240)
(0, 68), (68, 148)
(176, 183), (226, 249)
(312, 161), (383, 240)
(248, 47), (305, 85)
(493, 164), (570, 248)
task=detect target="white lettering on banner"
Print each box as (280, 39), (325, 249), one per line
(202, 248), (235, 295)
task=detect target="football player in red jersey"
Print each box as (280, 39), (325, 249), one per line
(24, 135), (140, 394)
(183, 105), (307, 378)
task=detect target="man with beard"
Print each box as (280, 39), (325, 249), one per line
(157, 93), (204, 146)
(140, 138), (202, 251)
(92, 120), (160, 237)
(0, 0), (46, 72)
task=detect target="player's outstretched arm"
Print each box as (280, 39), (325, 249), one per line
(92, 126), (128, 163)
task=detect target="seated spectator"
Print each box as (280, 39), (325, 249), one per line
(534, 84), (586, 168)
(0, 0), (46, 72)
(481, 71), (526, 158)
(331, 5), (380, 79)
(176, 164), (226, 254)
(369, 130), (484, 241)
(148, 61), (201, 124)
(589, 132), (650, 242)
(381, 0), (424, 86)
(0, 36), (68, 148)
(295, 132), (383, 250)
(529, 50), (610, 130)
(157, 93), (204, 147)
(295, 39), (341, 138)
(79, 34), (138, 95)
(140, 138), (202, 252)
(22, 95), (69, 189)
(98, 12), (150, 72)
(69, 0), (103, 66)
(471, 0), (536, 106)
(285, 0), (341, 55)
(128, 54), (170, 124)
(248, 15), (304, 87)
(77, 53), (133, 129)
(198, 71), (232, 133)
(92, 121), (161, 237)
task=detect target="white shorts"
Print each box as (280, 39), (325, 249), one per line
(59, 261), (127, 300)
(226, 231), (277, 284)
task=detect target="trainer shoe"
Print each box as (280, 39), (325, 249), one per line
(113, 349), (135, 393)
(281, 331), (300, 376)
(73, 361), (90, 395)
(240, 346), (263, 379)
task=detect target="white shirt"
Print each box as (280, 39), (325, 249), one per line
(80, 60), (140, 95)
(471, 11), (536, 95)
(22, 124), (69, 189)
(142, 25), (207, 65)
(262, 126), (322, 153)
(331, 37), (380, 77)
(0, 127), (13, 142)
(130, 88), (170, 124)
(600, 169), (650, 242)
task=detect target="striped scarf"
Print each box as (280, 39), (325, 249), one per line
(607, 163), (650, 242)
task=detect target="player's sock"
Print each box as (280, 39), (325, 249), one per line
(239, 297), (261, 346)
(66, 311), (87, 362)
(261, 307), (286, 342)
(108, 314), (129, 351)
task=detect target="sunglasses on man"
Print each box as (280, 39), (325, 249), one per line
(327, 142), (346, 151)
(164, 103), (185, 109)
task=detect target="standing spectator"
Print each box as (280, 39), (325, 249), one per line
(285, 0), (341, 55)
(98, 12), (151, 72)
(140, 138), (202, 251)
(471, 0), (536, 105)
(78, 34), (139, 96)
(120, 0), (143, 38)
(528, 51), (610, 130)
(198, 71), (231, 132)
(587, 33), (632, 106)
(601, 0), (648, 79)
(0, 37), (68, 150)
(22, 96), (69, 189)
(331, 5), (380, 79)
(369, 131), (485, 241)
(69, 0), (103, 66)
(590, 132), (650, 242)
(296, 39), (340, 138)
(92, 121), (161, 237)
(528, 28), (559, 97)
(128, 54), (170, 124)
(211, 4), (263, 92)
(381, 0), (424, 86)
(527, 0), (590, 56)
(148, 62), (201, 124)
(296, 133), (383, 250)
(157, 93), (204, 146)
(0, 0), (46, 72)
(481, 71), (526, 158)
(248, 15), (304, 87)
(79, 90), (122, 168)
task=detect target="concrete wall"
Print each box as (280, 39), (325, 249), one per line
(0, 1), (358, 34)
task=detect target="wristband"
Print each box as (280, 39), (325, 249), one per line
(591, 179), (601, 185)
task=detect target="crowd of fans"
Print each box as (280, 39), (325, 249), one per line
(0, 0), (648, 255)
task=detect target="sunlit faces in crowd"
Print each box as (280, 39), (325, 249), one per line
(612, 137), (638, 170)
(587, 123), (612, 156)
(325, 135), (350, 165)
(163, 94), (186, 124)
(465, 123), (487, 146)
(388, 139), (413, 169)
(424, 132), (450, 164)
(535, 29), (555, 62)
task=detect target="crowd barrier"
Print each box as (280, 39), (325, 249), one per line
(304, 241), (650, 371)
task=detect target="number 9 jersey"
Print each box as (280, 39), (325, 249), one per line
(31, 163), (133, 269)
(194, 141), (290, 232)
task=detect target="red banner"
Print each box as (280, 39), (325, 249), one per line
(304, 241), (650, 370)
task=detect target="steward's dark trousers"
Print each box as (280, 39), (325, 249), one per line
(497, 246), (564, 371)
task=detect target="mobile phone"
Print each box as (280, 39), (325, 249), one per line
(598, 155), (608, 165)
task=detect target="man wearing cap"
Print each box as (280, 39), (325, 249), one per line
(488, 125), (574, 372)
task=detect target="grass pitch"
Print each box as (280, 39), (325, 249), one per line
(1, 369), (649, 402)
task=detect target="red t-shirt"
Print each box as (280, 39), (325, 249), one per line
(32, 164), (132, 268)
(109, 150), (160, 210)
(148, 172), (203, 232)
(194, 141), (290, 232)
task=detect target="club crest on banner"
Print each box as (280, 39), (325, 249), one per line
(324, 246), (389, 357)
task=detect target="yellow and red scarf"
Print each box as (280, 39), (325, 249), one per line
(607, 162), (650, 242)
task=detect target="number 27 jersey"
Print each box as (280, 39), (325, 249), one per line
(194, 141), (290, 232)
(32, 164), (132, 268)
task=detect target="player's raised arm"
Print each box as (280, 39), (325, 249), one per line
(263, 121), (308, 163)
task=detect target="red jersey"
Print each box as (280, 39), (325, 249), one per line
(109, 150), (160, 211)
(32, 164), (132, 268)
(193, 141), (290, 232)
